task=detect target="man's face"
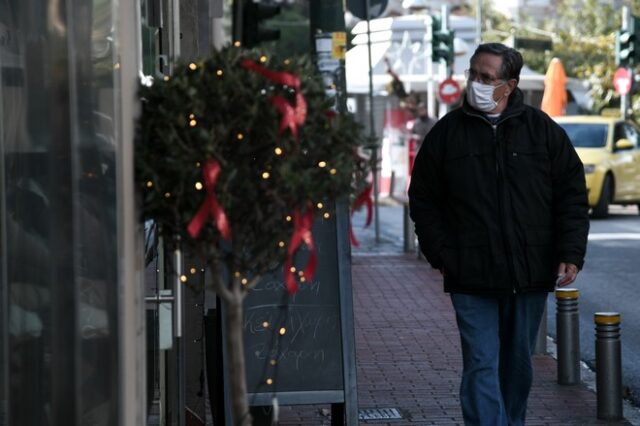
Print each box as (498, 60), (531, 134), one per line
(469, 53), (517, 103)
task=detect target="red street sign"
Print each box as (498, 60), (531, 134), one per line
(614, 67), (632, 95)
(438, 78), (462, 105)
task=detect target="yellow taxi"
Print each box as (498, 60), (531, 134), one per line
(554, 115), (640, 218)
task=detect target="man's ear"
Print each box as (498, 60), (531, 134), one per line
(505, 79), (518, 95)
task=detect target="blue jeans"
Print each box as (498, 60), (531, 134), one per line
(450, 292), (547, 426)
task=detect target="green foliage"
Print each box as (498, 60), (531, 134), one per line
(473, 0), (628, 114)
(469, 0), (512, 43)
(490, 0), (619, 114)
(136, 46), (370, 276)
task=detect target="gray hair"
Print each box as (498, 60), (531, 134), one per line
(470, 43), (524, 83)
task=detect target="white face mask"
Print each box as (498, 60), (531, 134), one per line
(466, 80), (506, 112)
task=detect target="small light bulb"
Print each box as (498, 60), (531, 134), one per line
(234, 271), (241, 277)
(317, 202), (324, 209)
(180, 275), (187, 283)
(114, 62), (120, 70)
(289, 266), (296, 273)
(318, 161), (327, 168)
(189, 63), (197, 70)
(190, 267), (197, 274)
(286, 215), (292, 222)
(279, 328), (286, 336)
(300, 277), (306, 283)
(195, 182), (203, 190)
(216, 69), (223, 76)
(241, 278), (248, 285)
(330, 168), (337, 175)
(196, 162), (201, 167)
(274, 147), (283, 155)
(298, 271), (304, 277)
(260, 55), (268, 63)
(324, 212), (330, 219)
(284, 59), (291, 65)
(189, 119), (197, 127)
(189, 113), (195, 119)
(266, 378), (273, 385)
(234, 41), (241, 47)
(237, 133), (244, 140)
(270, 359), (277, 366)
(163, 75), (170, 81)
(278, 241), (285, 248)
(262, 172), (270, 179)
(146, 181), (153, 188)
(263, 321), (269, 328)
(164, 192), (171, 198)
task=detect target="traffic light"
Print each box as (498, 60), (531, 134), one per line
(616, 16), (640, 67)
(616, 29), (635, 67)
(242, 0), (281, 48)
(431, 16), (454, 65)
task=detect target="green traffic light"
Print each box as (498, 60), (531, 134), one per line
(431, 16), (454, 65)
(619, 32), (632, 44)
(242, 0), (281, 48)
(615, 15), (640, 66)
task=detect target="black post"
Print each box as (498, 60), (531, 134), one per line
(309, 1), (348, 112)
(232, 0), (244, 45)
(309, 7), (358, 425)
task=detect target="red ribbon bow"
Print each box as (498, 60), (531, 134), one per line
(283, 207), (317, 294)
(241, 59), (307, 138)
(187, 159), (232, 240)
(349, 184), (374, 247)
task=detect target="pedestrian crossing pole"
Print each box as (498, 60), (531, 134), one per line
(438, 4), (450, 118)
(621, 6), (630, 120)
(309, 7), (359, 424)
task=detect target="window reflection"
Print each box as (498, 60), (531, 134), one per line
(1, 0), (120, 425)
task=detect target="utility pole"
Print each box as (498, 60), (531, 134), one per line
(364, 0), (380, 243)
(310, 1), (348, 111)
(311, 0), (380, 244)
(621, 6), (630, 120)
(438, 4), (449, 118)
(426, 15), (435, 125)
(309, 6), (360, 424)
(475, 0), (482, 46)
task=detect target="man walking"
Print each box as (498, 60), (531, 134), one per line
(408, 43), (589, 426)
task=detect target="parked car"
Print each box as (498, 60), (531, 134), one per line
(555, 115), (640, 218)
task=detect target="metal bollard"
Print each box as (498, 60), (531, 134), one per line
(403, 204), (416, 253)
(556, 288), (580, 385)
(595, 312), (623, 421)
(534, 302), (548, 354)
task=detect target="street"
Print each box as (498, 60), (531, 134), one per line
(547, 205), (640, 406)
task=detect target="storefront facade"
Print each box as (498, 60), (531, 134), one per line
(0, 1), (143, 424)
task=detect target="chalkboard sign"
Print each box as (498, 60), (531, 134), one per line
(221, 199), (357, 423)
(244, 208), (344, 393)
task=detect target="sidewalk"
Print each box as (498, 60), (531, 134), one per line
(276, 202), (634, 425)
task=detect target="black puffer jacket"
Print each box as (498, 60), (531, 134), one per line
(408, 89), (589, 295)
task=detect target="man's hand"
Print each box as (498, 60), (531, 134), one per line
(556, 262), (579, 287)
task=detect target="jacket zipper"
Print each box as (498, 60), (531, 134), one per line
(464, 110), (521, 293)
(492, 124), (518, 294)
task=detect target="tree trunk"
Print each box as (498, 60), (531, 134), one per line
(225, 292), (252, 426)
